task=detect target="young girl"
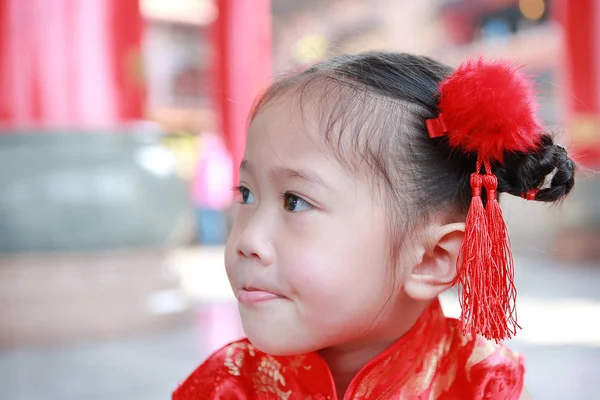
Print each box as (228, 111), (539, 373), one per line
(173, 52), (575, 399)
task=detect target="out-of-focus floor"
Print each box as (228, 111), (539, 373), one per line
(1, 248), (599, 400)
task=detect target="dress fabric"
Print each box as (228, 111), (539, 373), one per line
(173, 299), (525, 400)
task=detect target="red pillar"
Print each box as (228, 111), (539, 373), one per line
(553, 0), (600, 263)
(0, 0), (145, 131)
(557, 0), (600, 168)
(209, 0), (272, 184)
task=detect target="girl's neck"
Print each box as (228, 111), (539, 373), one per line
(317, 302), (428, 399)
(318, 338), (397, 398)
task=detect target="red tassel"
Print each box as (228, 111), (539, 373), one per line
(455, 172), (496, 339)
(483, 170), (520, 342)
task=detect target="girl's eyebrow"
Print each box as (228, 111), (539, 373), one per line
(240, 159), (252, 174)
(271, 166), (333, 190)
(240, 160), (332, 190)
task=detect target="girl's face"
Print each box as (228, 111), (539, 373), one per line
(225, 101), (411, 356)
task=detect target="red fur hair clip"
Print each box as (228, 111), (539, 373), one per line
(426, 58), (543, 342)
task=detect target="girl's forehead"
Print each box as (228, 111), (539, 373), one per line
(247, 100), (329, 158)
(244, 102), (365, 189)
(248, 96), (371, 167)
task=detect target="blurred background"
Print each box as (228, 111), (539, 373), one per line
(0, 0), (599, 399)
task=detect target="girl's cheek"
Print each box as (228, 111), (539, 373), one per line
(281, 254), (337, 300)
(279, 254), (315, 296)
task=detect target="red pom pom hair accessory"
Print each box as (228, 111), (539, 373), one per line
(426, 58), (542, 342)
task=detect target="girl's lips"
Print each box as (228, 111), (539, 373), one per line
(237, 288), (282, 304)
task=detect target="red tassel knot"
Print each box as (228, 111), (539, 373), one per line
(455, 172), (497, 338)
(482, 172), (519, 341)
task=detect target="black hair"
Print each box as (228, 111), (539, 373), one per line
(251, 52), (575, 237)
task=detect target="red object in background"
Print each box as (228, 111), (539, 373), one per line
(109, 0), (145, 124)
(440, 8), (477, 45)
(556, 0), (600, 168)
(438, 0), (517, 45)
(0, 0), (145, 130)
(209, 0), (272, 184)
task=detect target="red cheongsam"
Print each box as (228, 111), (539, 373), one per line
(173, 299), (525, 399)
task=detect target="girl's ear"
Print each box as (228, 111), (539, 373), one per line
(404, 223), (465, 301)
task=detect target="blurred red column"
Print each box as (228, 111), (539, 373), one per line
(0, 0), (145, 131)
(557, 0), (600, 168)
(210, 0), (272, 184)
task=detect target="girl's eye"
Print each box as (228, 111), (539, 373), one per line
(283, 193), (312, 212)
(235, 186), (255, 204)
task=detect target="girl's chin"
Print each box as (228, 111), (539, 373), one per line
(245, 332), (321, 357)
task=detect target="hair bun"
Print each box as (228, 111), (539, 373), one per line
(495, 134), (575, 202)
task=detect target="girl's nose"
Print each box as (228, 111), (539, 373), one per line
(234, 218), (275, 267)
